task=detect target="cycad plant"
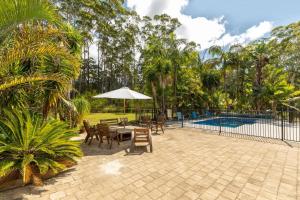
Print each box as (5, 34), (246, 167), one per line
(0, 109), (83, 185)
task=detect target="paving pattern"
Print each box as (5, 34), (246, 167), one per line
(1, 128), (300, 200)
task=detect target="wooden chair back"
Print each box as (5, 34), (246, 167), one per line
(133, 128), (150, 142)
(83, 120), (98, 144)
(96, 123), (120, 148)
(100, 118), (119, 126)
(83, 120), (92, 134)
(157, 114), (165, 123)
(140, 116), (152, 129)
(97, 123), (110, 137)
(141, 115), (151, 122)
(131, 128), (153, 152)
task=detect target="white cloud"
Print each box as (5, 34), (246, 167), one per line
(215, 21), (273, 47)
(127, 0), (273, 49)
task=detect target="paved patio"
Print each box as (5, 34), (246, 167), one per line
(1, 128), (300, 200)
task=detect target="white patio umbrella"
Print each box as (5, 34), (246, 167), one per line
(93, 87), (152, 113)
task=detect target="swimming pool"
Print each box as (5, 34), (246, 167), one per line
(194, 117), (257, 128)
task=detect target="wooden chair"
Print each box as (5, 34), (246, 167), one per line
(130, 128), (153, 153)
(153, 114), (165, 134)
(97, 123), (120, 149)
(96, 123), (109, 147)
(140, 116), (153, 130)
(83, 120), (99, 145)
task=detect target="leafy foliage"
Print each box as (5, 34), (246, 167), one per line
(58, 0), (298, 112)
(1, 0), (299, 117)
(0, 0), (59, 34)
(0, 0), (82, 119)
(0, 109), (82, 184)
(72, 96), (91, 124)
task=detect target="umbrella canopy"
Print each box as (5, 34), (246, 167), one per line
(93, 87), (151, 113)
(93, 87), (151, 100)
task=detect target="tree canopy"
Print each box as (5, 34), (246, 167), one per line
(1, 0), (299, 115)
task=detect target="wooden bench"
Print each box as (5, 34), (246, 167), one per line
(100, 118), (119, 126)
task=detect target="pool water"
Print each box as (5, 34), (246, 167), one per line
(194, 117), (257, 128)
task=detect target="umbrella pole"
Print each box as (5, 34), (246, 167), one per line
(124, 99), (125, 114)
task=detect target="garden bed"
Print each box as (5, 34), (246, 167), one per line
(0, 161), (76, 192)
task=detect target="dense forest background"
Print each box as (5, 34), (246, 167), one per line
(53, 0), (300, 113)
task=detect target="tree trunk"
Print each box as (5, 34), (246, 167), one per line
(223, 68), (229, 108)
(86, 42), (90, 90)
(236, 63), (240, 100)
(97, 43), (101, 91)
(160, 73), (165, 114)
(23, 164), (33, 185)
(288, 102), (295, 123)
(173, 64), (178, 111)
(271, 101), (277, 118)
(254, 58), (267, 112)
(151, 82), (158, 110)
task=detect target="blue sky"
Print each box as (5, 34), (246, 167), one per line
(183, 0), (300, 35)
(126, 0), (300, 49)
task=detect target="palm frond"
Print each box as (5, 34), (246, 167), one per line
(0, 74), (69, 91)
(0, 160), (16, 177)
(0, 0), (60, 35)
(0, 24), (81, 78)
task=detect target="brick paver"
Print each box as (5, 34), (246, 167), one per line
(1, 128), (299, 200)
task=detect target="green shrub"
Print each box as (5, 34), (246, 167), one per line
(72, 97), (90, 124)
(102, 104), (119, 113)
(0, 109), (83, 185)
(89, 98), (109, 112)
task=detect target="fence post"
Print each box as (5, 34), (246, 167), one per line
(281, 108), (284, 141)
(181, 112), (184, 128)
(219, 111), (221, 135)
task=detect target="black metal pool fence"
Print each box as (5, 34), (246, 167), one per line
(177, 108), (300, 142)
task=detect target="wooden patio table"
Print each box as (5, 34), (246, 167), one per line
(109, 125), (141, 141)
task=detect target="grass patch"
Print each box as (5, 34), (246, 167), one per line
(84, 113), (137, 125)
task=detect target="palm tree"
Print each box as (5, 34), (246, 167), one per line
(207, 45), (231, 108)
(142, 36), (172, 113)
(0, 109), (83, 185)
(170, 35), (199, 110)
(0, 0), (59, 34)
(0, 0), (82, 118)
(246, 41), (270, 111)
